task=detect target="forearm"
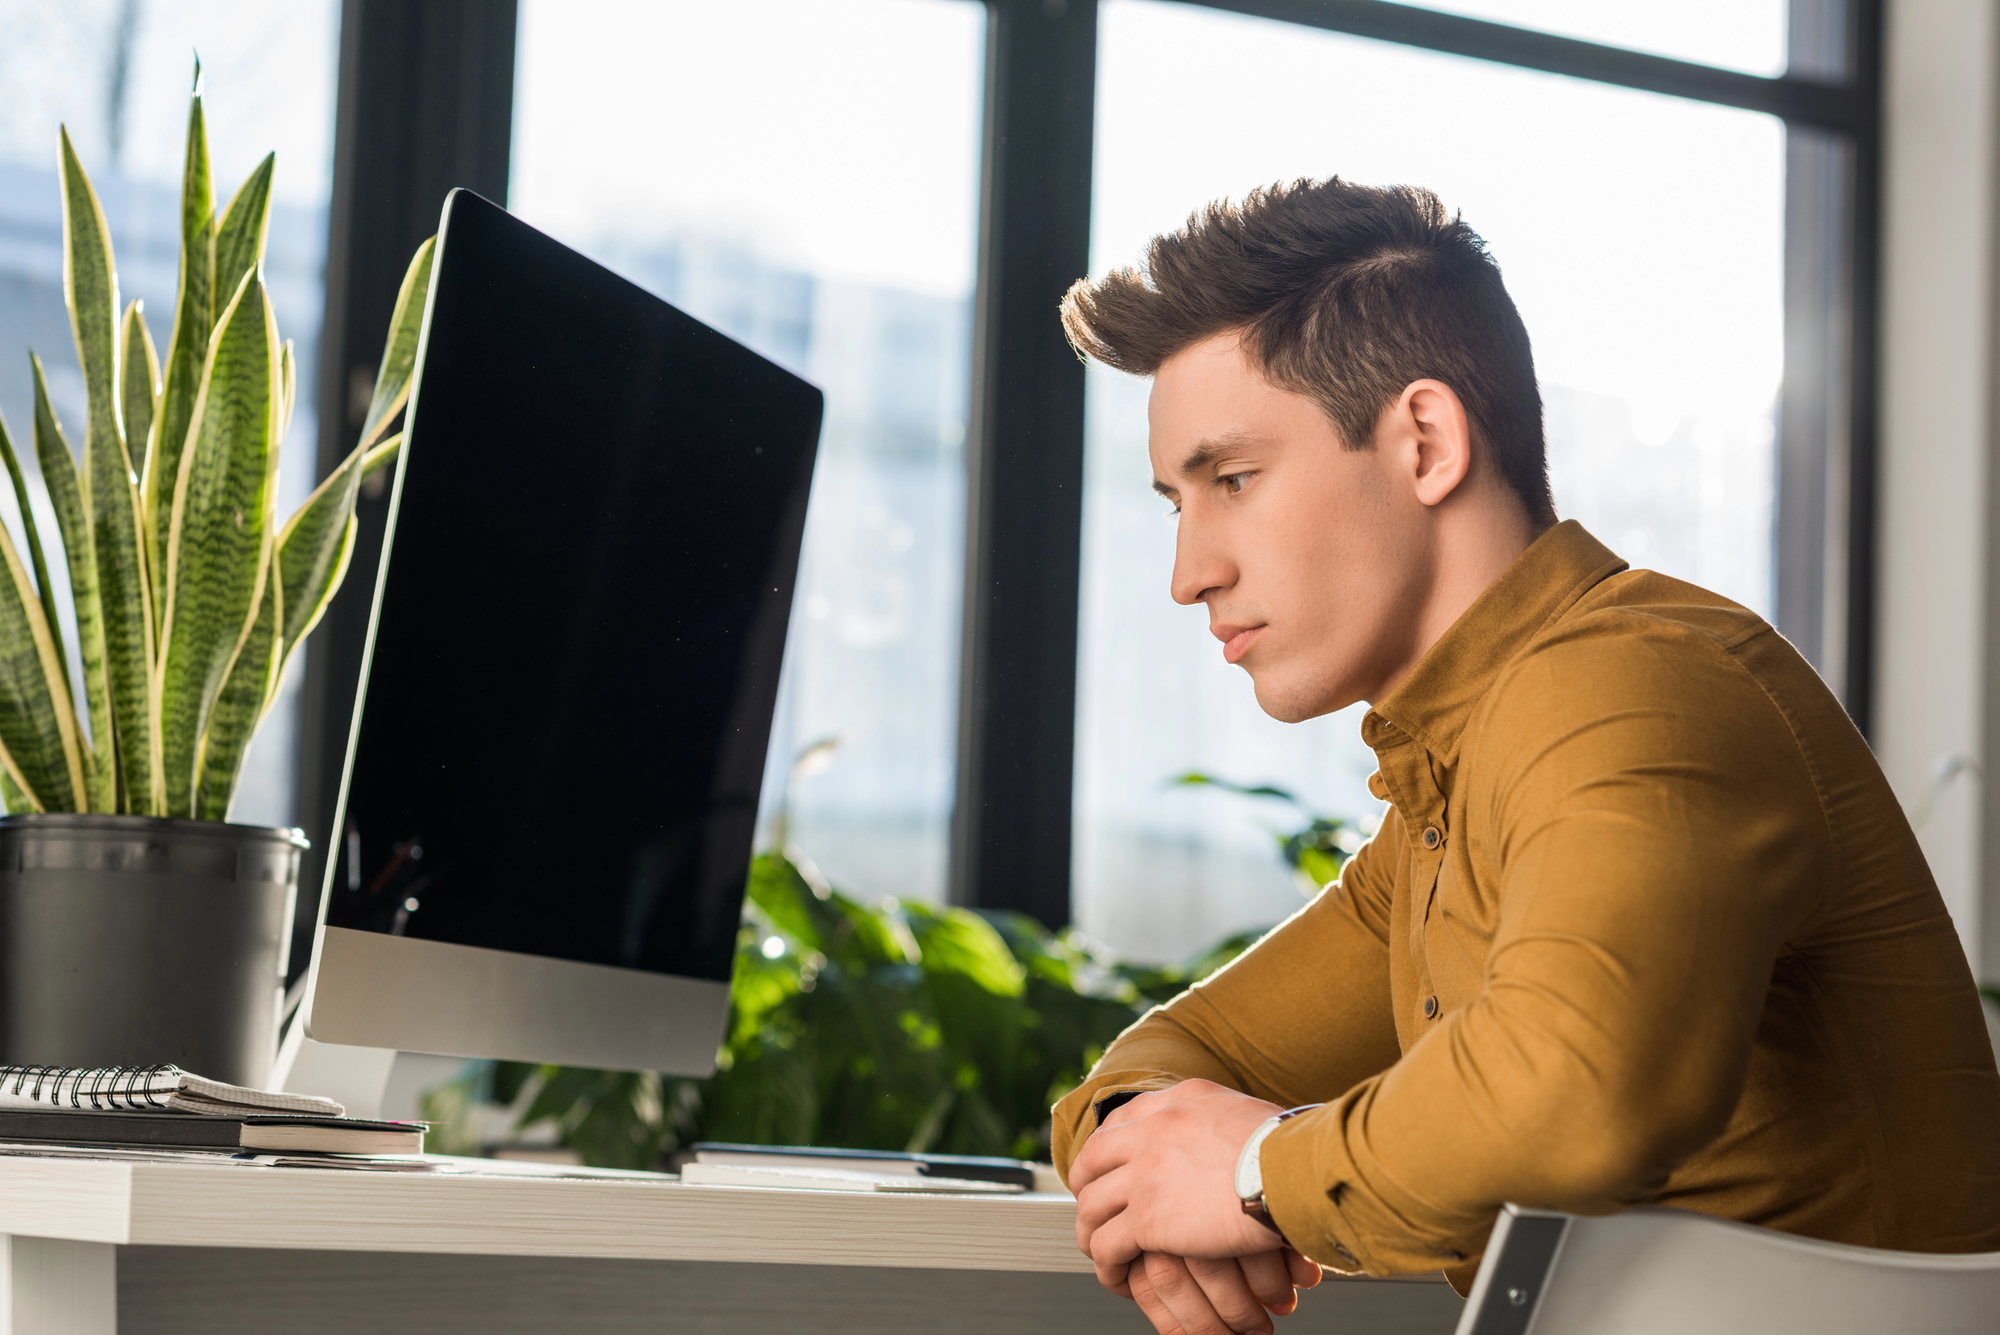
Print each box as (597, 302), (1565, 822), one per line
(1051, 1006), (1244, 1184)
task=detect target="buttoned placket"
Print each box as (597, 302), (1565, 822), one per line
(1362, 715), (1453, 1033)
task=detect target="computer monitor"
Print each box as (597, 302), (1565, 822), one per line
(297, 190), (822, 1076)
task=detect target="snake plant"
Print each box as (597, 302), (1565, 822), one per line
(0, 65), (433, 822)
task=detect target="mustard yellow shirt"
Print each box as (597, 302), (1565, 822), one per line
(1053, 521), (2000, 1287)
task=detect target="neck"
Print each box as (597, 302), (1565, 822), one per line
(1378, 495), (1543, 701)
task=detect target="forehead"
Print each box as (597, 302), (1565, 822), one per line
(1146, 336), (1319, 473)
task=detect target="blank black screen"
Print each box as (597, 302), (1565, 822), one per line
(327, 191), (822, 984)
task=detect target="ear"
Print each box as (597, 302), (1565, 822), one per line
(1395, 379), (1474, 509)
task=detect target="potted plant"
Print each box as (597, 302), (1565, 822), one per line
(0, 65), (433, 1089)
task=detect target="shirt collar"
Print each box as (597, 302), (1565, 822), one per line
(1363, 520), (1629, 771)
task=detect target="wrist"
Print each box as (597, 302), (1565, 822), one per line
(1233, 1103), (1323, 1242)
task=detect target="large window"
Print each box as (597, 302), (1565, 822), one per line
(301, 0), (1874, 955)
(0, 0), (340, 827)
(511, 0), (985, 903)
(1073, 0), (1787, 958)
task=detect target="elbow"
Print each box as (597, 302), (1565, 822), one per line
(1521, 1078), (1734, 1210)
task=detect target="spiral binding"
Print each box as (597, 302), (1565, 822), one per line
(0, 1064), (182, 1110)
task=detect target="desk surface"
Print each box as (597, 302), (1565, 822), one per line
(0, 1155), (1097, 1273)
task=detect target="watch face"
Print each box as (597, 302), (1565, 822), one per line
(1234, 1129), (1267, 1200)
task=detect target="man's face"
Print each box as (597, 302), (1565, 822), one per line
(1148, 333), (1435, 722)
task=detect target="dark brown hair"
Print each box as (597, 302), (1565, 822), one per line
(1060, 178), (1556, 526)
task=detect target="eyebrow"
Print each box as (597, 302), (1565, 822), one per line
(1151, 433), (1257, 499)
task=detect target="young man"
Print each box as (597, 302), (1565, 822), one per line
(1051, 178), (2000, 1335)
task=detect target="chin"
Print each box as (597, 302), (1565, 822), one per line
(1247, 668), (1342, 725)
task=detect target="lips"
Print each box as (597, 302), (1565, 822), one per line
(1218, 625), (1264, 664)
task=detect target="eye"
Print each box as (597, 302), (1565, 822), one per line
(1220, 471), (1254, 494)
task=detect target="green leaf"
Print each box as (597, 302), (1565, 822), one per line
(0, 516), (83, 813)
(0, 401), (68, 691)
(269, 432), (398, 688)
(122, 300), (160, 626)
(362, 433), (401, 482)
(146, 68), (214, 627)
(193, 571), (278, 820)
(278, 339), (296, 444)
(210, 153), (274, 335)
(120, 302), (159, 493)
(157, 268), (280, 818)
(0, 770), (27, 815)
(356, 237), (436, 450)
(31, 358), (114, 813)
(62, 132), (156, 814)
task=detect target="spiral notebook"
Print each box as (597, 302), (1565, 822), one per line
(0, 1064), (344, 1117)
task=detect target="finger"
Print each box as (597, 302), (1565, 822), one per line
(1284, 1248), (1324, 1290)
(1187, 1255), (1278, 1335)
(1235, 1250), (1300, 1315)
(1129, 1260), (1189, 1335)
(1069, 1117), (1141, 1192)
(1095, 1253), (1134, 1294)
(1087, 1196), (1145, 1278)
(1074, 1163), (1134, 1257)
(1146, 1252), (1253, 1335)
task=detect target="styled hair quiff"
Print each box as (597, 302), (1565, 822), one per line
(1060, 177), (1556, 526)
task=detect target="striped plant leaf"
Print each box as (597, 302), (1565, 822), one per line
(355, 237), (436, 450)
(31, 358), (114, 813)
(272, 431), (398, 671)
(122, 299), (162, 665)
(194, 567), (279, 820)
(210, 154), (274, 333)
(278, 339), (296, 444)
(0, 400), (67, 690)
(146, 69), (214, 625)
(0, 517), (83, 813)
(63, 136), (158, 815)
(121, 301), (159, 485)
(0, 768), (28, 815)
(156, 267), (280, 817)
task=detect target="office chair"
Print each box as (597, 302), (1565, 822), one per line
(1456, 1202), (2000, 1334)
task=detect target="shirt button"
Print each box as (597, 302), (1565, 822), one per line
(1422, 825), (1442, 850)
(1423, 995), (1439, 1019)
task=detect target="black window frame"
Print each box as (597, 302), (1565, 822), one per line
(301, 0), (1880, 960)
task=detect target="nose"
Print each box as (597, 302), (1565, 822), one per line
(1169, 508), (1233, 607)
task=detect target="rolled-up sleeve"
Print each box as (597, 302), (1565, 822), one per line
(1259, 630), (1831, 1274)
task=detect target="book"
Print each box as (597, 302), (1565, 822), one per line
(0, 1108), (423, 1156)
(0, 1064), (344, 1117)
(678, 1161), (1024, 1194)
(689, 1141), (1036, 1188)
(0, 1141), (442, 1172)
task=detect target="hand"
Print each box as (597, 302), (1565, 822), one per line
(1128, 1250), (1325, 1335)
(1069, 1079), (1288, 1291)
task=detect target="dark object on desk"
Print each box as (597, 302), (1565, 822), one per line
(0, 815), (307, 1089)
(303, 190), (822, 1077)
(689, 1142), (1037, 1189)
(0, 1107), (423, 1155)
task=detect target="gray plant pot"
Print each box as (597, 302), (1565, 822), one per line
(0, 813), (307, 1090)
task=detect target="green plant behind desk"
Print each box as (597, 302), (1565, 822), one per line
(0, 64), (432, 819)
(429, 776), (1363, 1169)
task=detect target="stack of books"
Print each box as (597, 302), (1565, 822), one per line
(0, 1064), (429, 1171)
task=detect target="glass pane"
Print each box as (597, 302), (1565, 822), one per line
(1406, 0), (1787, 77)
(0, 0), (340, 826)
(513, 0), (984, 903)
(1077, 0), (1784, 959)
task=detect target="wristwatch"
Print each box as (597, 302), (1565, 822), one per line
(1234, 1104), (1324, 1237)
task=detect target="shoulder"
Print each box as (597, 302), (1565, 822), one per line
(1468, 569), (1809, 789)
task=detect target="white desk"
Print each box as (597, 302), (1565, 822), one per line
(0, 1155), (1464, 1334)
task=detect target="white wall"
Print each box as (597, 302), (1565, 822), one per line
(1875, 0), (2000, 981)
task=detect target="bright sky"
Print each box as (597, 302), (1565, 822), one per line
(1092, 0), (1786, 423)
(512, 0), (987, 297)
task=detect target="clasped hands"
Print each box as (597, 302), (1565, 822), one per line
(1069, 1079), (1323, 1335)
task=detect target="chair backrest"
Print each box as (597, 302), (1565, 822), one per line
(1454, 1204), (2000, 1335)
